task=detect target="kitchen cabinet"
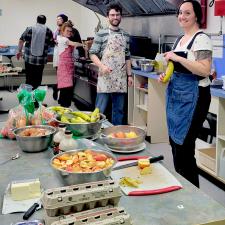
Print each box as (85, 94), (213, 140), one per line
(195, 90), (225, 184)
(128, 70), (168, 143)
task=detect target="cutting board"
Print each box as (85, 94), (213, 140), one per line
(111, 156), (182, 196)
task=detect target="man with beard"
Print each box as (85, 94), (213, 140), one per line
(89, 3), (133, 125)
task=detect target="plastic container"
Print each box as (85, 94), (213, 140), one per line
(53, 124), (66, 154)
(59, 130), (78, 151)
(219, 148), (225, 180)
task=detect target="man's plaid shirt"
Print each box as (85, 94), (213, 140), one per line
(20, 26), (54, 65)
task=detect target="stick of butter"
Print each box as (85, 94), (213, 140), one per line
(11, 179), (41, 201)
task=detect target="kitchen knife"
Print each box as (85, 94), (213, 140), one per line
(113, 155), (164, 171)
(23, 201), (41, 220)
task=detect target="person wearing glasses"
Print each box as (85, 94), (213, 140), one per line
(159, 0), (212, 187)
(89, 3), (133, 125)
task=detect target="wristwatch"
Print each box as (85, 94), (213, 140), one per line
(127, 74), (132, 77)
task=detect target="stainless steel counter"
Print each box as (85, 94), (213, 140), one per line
(0, 135), (225, 225)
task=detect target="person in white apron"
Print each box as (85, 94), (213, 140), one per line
(89, 3), (133, 125)
(159, 0), (212, 187)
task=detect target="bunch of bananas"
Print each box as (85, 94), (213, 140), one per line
(60, 108), (100, 124)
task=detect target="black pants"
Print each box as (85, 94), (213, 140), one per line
(25, 62), (44, 89)
(58, 87), (74, 107)
(169, 86), (211, 188)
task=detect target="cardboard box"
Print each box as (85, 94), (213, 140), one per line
(198, 148), (216, 172)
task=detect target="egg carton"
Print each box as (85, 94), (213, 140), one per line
(47, 207), (132, 225)
(41, 180), (122, 217)
(44, 206), (113, 225)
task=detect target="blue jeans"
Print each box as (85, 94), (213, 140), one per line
(96, 93), (126, 125)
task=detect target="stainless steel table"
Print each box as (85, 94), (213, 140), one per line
(0, 135), (225, 225)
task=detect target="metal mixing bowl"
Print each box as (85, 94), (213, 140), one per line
(50, 149), (117, 185)
(101, 125), (146, 150)
(55, 112), (106, 138)
(13, 125), (56, 152)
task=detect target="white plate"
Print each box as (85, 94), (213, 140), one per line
(106, 142), (146, 153)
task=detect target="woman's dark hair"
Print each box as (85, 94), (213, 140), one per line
(37, 15), (46, 24)
(107, 3), (122, 16)
(177, 0), (202, 26)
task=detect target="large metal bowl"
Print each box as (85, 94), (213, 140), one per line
(50, 149), (117, 185)
(55, 112), (106, 138)
(101, 125), (146, 150)
(13, 125), (56, 152)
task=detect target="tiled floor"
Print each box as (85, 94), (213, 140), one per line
(0, 86), (225, 208)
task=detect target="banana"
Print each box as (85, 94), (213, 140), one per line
(162, 61), (174, 83)
(71, 111), (91, 122)
(90, 108), (100, 122)
(61, 115), (70, 123)
(70, 116), (87, 123)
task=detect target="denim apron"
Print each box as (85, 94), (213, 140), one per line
(166, 32), (204, 145)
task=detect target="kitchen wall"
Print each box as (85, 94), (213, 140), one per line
(0, 0), (107, 45)
(121, 4), (225, 43)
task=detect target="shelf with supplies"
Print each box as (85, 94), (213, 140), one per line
(195, 90), (225, 184)
(128, 70), (168, 143)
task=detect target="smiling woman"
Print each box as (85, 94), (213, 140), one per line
(158, 0), (212, 188)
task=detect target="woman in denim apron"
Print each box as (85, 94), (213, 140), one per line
(159, 0), (212, 187)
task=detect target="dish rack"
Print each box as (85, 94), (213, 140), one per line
(41, 179), (132, 225)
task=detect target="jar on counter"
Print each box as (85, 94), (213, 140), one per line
(59, 130), (78, 152)
(53, 124), (66, 154)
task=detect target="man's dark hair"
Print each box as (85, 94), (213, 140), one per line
(177, 0), (202, 26)
(37, 15), (46, 25)
(107, 3), (122, 16)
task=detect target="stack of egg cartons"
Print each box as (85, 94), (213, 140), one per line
(41, 179), (132, 225)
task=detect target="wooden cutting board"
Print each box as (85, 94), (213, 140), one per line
(111, 157), (182, 196)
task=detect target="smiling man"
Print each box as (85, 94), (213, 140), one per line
(89, 3), (133, 125)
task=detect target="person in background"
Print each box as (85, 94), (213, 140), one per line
(89, 3), (133, 125)
(52, 14), (85, 101)
(159, 0), (212, 187)
(57, 21), (83, 107)
(52, 14), (69, 100)
(16, 15), (54, 90)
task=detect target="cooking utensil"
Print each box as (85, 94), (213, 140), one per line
(23, 201), (42, 220)
(50, 149), (117, 185)
(13, 125), (56, 152)
(55, 111), (106, 138)
(113, 155), (164, 171)
(0, 153), (20, 166)
(101, 125), (146, 150)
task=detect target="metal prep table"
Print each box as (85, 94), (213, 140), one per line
(0, 129), (225, 225)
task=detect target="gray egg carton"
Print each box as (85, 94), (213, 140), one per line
(41, 180), (122, 217)
(50, 207), (133, 225)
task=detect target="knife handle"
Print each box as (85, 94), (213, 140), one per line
(23, 203), (39, 220)
(149, 155), (164, 163)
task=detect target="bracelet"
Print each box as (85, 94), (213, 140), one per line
(127, 74), (132, 77)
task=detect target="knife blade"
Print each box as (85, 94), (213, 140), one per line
(113, 155), (164, 171)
